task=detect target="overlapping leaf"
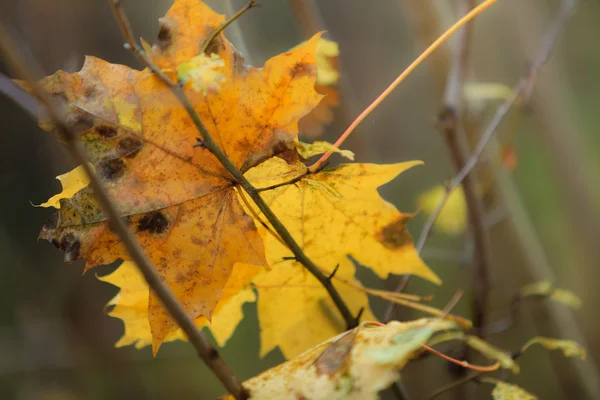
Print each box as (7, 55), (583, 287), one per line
(25, 0), (323, 352)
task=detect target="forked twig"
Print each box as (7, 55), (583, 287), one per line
(0, 24), (249, 400)
(108, 0), (358, 329)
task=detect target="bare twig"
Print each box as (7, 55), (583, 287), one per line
(0, 24), (249, 400)
(384, 0), (576, 327)
(200, 0), (258, 54)
(109, 0), (358, 329)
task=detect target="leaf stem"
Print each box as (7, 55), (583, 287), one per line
(109, 0), (358, 330)
(421, 344), (501, 372)
(0, 23), (250, 400)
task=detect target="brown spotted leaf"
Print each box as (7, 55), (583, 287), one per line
(22, 0), (323, 353)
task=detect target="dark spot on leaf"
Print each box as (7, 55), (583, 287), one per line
(137, 211), (169, 234)
(65, 239), (81, 262)
(43, 213), (59, 230)
(156, 22), (172, 49)
(50, 238), (60, 249)
(117, 137), (143, 158)
(97, 158), (126, 181)
(204, 35), (224, 55)
(377, 215), (413, 249)
(289, 62), (312, 78)
(96, 125), (118, 139)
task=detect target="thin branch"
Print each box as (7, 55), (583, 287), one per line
(309, 0), (497, 172)
(109, 0), (357, 329)
(384, 0), (576, 325)
(0, 24), (249, 400)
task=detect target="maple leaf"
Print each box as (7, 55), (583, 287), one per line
(23, 0), (323, 352)
(222, 319), (455, 400)
(98, 261), (260, 349)
(241, 157), (440, 358)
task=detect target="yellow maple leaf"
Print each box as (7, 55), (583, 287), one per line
(23, 0), (323, 353)
(98, 260), (261, 349)
(239, 158), (439, 357)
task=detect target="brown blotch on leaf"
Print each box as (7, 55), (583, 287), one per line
(289, 62), (312, 78)
(156, 21), (173, 50)
(42, 213), (59, 231)
(57, 233), (81, 262)
(314, 329), (357, 376)
(117, 137), (143, 158)
(96, 125), (118, 139)
(137, 211), (169, 234)
(204, 35), (224, 55)
(97, 158), (126, 181)
(377, 215), (413, 250)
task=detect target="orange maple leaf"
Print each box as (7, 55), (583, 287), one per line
(23, 0), (322, 352)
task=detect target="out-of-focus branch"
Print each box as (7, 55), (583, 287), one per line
(0, 23), (250, 400)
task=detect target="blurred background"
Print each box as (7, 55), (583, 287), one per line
(1, 0), (599, 399)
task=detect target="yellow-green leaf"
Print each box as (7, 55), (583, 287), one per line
(520, 281), (582, 309)
(295, 140), (355, 160)
(521, 337), (586, 360)
(466, 336), (519, 373)
(481, 378), (537, 400)
(223, 319), (452, 400)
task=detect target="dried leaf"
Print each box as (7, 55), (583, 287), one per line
(481, 378), (538, 400)
(520, 281), (582, 309)
(223, 319), (451, 400)
(521, 337), (586, 360)
(25, 0), (324, 352)
(466, 336), (519, 373)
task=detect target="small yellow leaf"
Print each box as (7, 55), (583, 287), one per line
(295, 140), (355, 160)
(519, 281), (582, 309)
(177, 53), (226, 92)
(417, 185), (467, 235)
(315, 38), (340, 86)
(464, 82), (513, 102)
(481, 378), (538, 400)
(98, 261), (261, 349)
(466, 336), (519, 373)
(521, 337), (586, 360)
(36, 164), (93, 209)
